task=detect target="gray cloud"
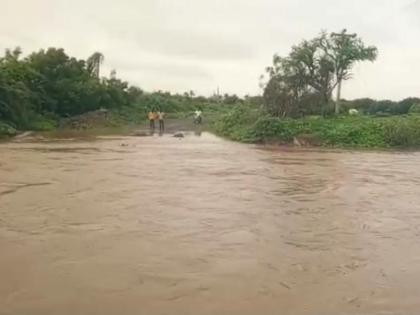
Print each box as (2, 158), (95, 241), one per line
(136, 29), (256, 61)
(106, 55), (213, 80)
(109, 27), (256, 61)
(0, 0), (419, 99)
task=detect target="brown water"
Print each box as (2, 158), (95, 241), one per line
(1, 133), (420, 315)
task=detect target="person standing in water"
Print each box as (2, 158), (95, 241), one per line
(157, 110), (165, 132)
(148, 110), (156, 131)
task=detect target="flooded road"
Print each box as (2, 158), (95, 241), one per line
(1, 133), (420, 315)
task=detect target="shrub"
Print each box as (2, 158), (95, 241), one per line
(0, 121), (17, 137)
(382, 116), (420, 147)
(409, 104), (420, 114)
(215, 106), (420, 148)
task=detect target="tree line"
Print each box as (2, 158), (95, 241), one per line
(1, 29), (419, 132)
(261, 29), (379, 117)
(0, 47), (140, 129)
(0, 47), (255, 130)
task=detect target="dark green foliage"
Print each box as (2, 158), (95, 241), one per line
(0, 47), (140, 129)
(409, 103), (420, 114)
(214, 105), (261, 142)
(341, 97), (420, 116)
(0, 121), (17, 137)
(0, 47), (234, 131)
(215, 106), (420, 148)
(382, 116), (420, 146)
(261, 29), (378, 117)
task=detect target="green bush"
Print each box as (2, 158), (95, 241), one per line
(28, 118), (57, 131)
(409, 104), (420, 114)
(0, 121), (17, 137)
(213, 105), (262, 142)
(382, 116), (420, 147)
(215, 106), (420, 148)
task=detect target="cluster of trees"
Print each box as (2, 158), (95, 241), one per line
(261, 29), (378, 117)
(2, 37), (417, 134)
(0, 47), (251, 130)
(0, 47), (141, 129)
(341, 97), (420, 116)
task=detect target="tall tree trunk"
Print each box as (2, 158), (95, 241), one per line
(335, 79), (342, 115)
(322, 92), (330, 117)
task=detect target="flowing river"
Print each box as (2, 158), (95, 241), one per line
(1, 132), (420, 315)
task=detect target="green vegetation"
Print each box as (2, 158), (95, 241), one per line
(0, 47), (133, 133)
(1, 28), (419, 148)
(341, 98), (420, 116)
(409, 103), (420, 114)
(261, 29), (378, 117)
(212, 28), (419, 149)
(0, 47), (238, 136)
(0, 121), (16, 138)
(215, 106), (420, 148)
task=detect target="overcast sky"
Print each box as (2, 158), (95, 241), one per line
(1, 0), (419, 100)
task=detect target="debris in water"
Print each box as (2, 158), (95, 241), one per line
(173, 132), (184, 138)
(278, 281), (291, 290)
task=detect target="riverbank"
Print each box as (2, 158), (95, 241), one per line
(0, 106), (224, 140)
(3, 105), (420, 149)
(214, 106), (420, 148)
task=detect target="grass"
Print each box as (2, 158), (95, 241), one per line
(214, 106), (420, 148)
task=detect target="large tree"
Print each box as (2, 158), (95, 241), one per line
(0, 47), (35, 127)
(318, 29), (378, 113)
(262, 29), (378, 116)
(87, 52), (104, 78)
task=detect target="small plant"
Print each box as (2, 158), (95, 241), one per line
(0, 122), (17, 137)
(409, 104), (420, 114)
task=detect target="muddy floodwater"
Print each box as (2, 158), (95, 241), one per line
(1, 132), (420, 315)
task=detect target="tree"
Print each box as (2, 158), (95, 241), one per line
(0, 47), (37, 127)
(27, 48), (92, 115)
(110, 69), (117, 79)
(87, 52), (104, 78)
(223, 93), (241, 105)
(262, 53), (316, 117)
(261, 29), (378, 117)
(398, 97), (420, 115)
(4, 47), (22, 61)
(0, 46), (161, 130)
(409, 103), (420, 114)
(319, 29), (378, 113)
(127, 86), (144, 104)
(263, 76), (293, 117)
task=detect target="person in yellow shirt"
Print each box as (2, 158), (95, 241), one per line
(148, 110), (157, 131)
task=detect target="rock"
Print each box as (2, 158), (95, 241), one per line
(14, 131), (34, 139)
(132, 131), (149, 137)
(59, 109), (110, 130)
(293, 134), (321, 147)
(173, 132), (184, 138)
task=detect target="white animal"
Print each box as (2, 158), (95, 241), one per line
(349, 109), (359, 115)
